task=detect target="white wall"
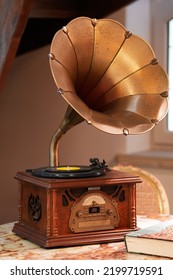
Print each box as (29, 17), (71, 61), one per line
(126, 0), (151, 42)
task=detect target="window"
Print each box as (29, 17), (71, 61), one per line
(151, 0), (173, 145)
(168, 18), (173, 132)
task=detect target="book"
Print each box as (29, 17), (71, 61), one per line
(125, 219), (173, 258)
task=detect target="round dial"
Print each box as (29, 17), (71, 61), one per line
(82, 194), (105, 206)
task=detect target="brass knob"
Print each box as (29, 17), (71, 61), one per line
(107, 209), (113, 215)
(76, 210), (82, 217)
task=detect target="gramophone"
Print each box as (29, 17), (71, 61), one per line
(13, 17), (168, 248)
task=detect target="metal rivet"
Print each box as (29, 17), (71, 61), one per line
(160, 91), (168, 98)
(87, 110), (93, 124)
(91, 18), (97, 27)
(62, 26), (68, 34)
(151, 119), (159, 125)
(123, 128), (129, 136)
(151, 58), (158, 65)
(125, 31), (132, 39)
(48, 53), (55, 60)
(57, 88), (64, 94)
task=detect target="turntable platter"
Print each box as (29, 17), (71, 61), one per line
(27, 158), (108, 179)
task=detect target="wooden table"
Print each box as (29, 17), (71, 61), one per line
(0, 215), (172, 260)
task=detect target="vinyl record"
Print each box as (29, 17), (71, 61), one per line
(27, 158), (108, 179)
(45, 165), (92, 173)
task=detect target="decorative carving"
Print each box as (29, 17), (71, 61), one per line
(28, 194), (42, 222)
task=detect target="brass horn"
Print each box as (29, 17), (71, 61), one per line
(49, 17), (169, 166)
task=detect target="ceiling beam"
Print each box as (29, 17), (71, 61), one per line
(0, 0), (137, 93)
(0, 0), (33, 92)
(30, 0), (79, 18)
(30, 0), (136, 19)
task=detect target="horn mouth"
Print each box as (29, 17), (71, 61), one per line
(49, 16), (168, 136)
(49, 16), (169, 165)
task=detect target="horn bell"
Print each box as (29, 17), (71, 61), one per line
(49, 16), (169, 165)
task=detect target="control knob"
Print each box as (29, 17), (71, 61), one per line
(76, 210), (82, 218)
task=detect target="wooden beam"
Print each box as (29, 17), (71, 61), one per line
(0, 0), (33, 92)
(30, 0), (78, 18)
(0, 0), (137, 92)
(30, 0), (137, 19)
(76, 0), (137, 18)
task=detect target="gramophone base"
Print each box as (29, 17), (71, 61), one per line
(13, 169), (140, 248)
(13, 222), (137, 248)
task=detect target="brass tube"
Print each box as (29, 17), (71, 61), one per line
(49, 106), (84, 166)
(49, 127), (63, 166)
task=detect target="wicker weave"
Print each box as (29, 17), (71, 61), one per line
(112, 165), (170, 215)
